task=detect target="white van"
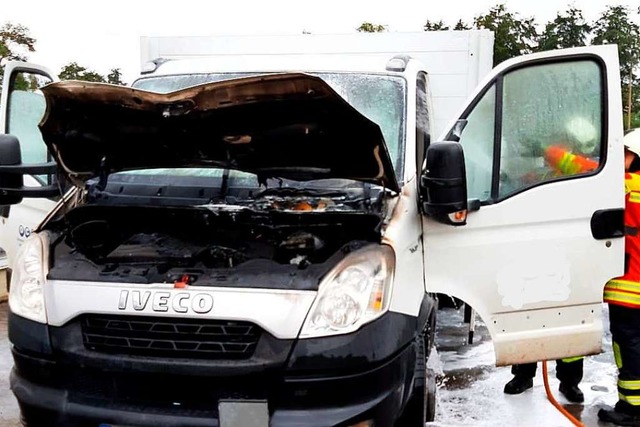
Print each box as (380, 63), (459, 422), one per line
(0, 41), (625, 426)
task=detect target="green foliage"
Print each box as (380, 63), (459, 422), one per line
(474, 4), (538, 66)
(537, 7), (590, 51)
(58, 63), (126, 85)
(592, 6), (640, 129)
(454, 20), (471, 31)
(356, 22), (387, 33)
(12, 73), (40, 91)
(107, 68), (125, 85)
(0, 22), (36, 88)
(592, 6), (640, 79)
(59, 62), (106, 83)
(424, 20), (449, 31)
(423, 19), (470, 31)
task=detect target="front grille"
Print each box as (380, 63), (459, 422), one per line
(81, 315), (260, 359)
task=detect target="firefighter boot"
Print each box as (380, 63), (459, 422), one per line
(598, 406), (640, 426)
(559, 383), (584, 403)
(503, 375), (533, 394)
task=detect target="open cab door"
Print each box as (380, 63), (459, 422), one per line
(422, 45), (625, 365)
(0, 62), (59, 269)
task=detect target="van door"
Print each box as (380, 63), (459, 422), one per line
(0, 62), (59, 267)
(423, 45), (625, 365)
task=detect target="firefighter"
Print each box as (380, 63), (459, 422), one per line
(598, 128), (640, 426)
(504, 358), (584, 402)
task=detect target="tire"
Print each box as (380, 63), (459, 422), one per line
(396, 334), (437, 426)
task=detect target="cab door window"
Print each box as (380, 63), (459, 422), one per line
(458, 86), (496, 202)
(457, 59), (603, 202)
(6, 71), (53, 182)
(499, 60), (602, 198)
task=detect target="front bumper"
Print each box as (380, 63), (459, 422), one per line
(12, 346), (413, 427)
(9, 308), (429, 427)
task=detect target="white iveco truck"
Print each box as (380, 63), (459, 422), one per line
(0, 31), (626, 427)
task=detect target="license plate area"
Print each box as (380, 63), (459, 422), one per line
(219, 400), (269, 427)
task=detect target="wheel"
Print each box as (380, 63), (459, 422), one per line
(395, 335), (437, 426)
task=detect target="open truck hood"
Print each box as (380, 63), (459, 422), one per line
(39, 73), (400, 192)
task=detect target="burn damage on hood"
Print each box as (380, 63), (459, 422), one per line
(39, 73), (400, 192)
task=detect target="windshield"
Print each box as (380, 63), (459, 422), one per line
(130, 72), (406, 188)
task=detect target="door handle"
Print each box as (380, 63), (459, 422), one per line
(591, 208), (624, 239)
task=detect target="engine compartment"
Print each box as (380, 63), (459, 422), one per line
(46, 204), (383, 290)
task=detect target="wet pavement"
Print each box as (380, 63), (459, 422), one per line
(0, 302), (622, 426)
(428, 304), (618, 426)
(0, 305), (19, 427)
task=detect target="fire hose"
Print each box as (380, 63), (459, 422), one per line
(542, 361), (585, 427)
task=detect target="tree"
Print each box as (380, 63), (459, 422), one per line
(107, 68), (125, 85)
(537, 7), (590, 51)
(454, 20), (471, 30)
(423, 19), (470, 31)
(424, 20), (449, 31)
(592, 6), (640, 129)
(0, 22), (36, 87)
(356, 22), (387, 33)
(474, 4), (538, 66)
(59, 62), (106, 83)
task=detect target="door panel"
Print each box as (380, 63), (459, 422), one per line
(424, 46), (624, 365)
(0, 62), (58, 268)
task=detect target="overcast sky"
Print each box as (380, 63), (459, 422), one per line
(2, 0), (637, 83)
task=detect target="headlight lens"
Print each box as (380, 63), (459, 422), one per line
(300, 245), (395, 338)
(9, 232), (49, 323)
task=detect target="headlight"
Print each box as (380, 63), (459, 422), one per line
(300, 245), (395, 338)
(9, 232), (49, 324)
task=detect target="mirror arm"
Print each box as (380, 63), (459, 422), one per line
(0, 161), (58, 175)
(468, 199), (481, 212)
(0, 185), (60, 198)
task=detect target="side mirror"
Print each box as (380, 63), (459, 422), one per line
(0, 134), (59, 205)
(420, 141), (468, 226)
(0, 135), (25, 205)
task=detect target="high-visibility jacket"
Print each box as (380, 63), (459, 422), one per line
(604, 173), (640, 308)
(544, 145), (599, 175)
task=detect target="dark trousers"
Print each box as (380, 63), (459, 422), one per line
(609, 304), (640, 415)
(511, 357), (583, 386)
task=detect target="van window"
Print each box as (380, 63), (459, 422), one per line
(458, 86), (496, 202)
(499, 60), (602, 197)
(456, 59), (603, 202)
(6, 71), (53, 183)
